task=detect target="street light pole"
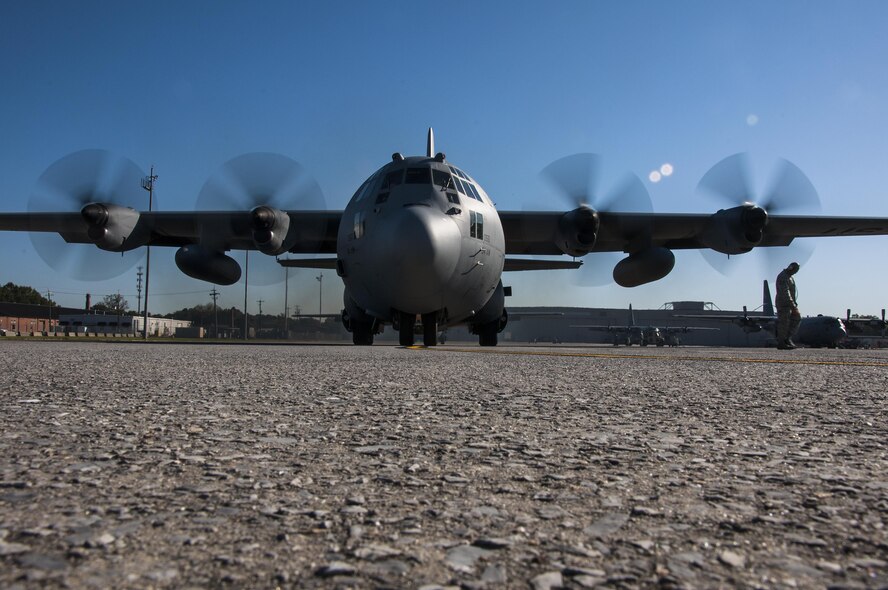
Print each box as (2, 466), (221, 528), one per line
(283, 263), (289, 339)
(257, 299), (264, 337)
(140, 166), (157, 340)
(316, 273), (323, 317)
(210, 287), (219, 339)
(243, 251), (249, 340)
(46, 290), (52, 334)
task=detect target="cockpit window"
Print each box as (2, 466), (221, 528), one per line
(449, 166), (467, 180)
(470, 211), (484, 239)
(466, 182), (482, 202)
(432, 168), (453, 190)
(405, 167), (431, 184)
(351, 169), (383, 203)
(381, 169), (403, 190)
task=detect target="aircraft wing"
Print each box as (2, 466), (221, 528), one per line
(499, 211), (888, 255)
(660, 326), (721, 334)
(0, 210), (341, 253)
(674, 313), (776, 333)
(570, 324), (627, 333)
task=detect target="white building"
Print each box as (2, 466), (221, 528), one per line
(57, 313), (191, 336)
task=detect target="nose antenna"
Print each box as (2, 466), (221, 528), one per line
(427, 128), (435, 158)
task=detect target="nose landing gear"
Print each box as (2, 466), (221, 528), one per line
(397, 311), (440, 346)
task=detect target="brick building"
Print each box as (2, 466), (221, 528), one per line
(0, 302), (81, 335)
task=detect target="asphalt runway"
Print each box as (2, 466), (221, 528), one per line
(1, 341), (886, 589)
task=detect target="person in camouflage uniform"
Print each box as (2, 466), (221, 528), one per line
(775, 262), (801, 349)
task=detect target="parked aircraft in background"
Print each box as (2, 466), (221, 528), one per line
(4, 131), (888, 347)
(844, 309), (887, 335)
(572, 304), (718, 346)
(678, 281), (848, 348)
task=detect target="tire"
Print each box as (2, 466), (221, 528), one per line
(478, 321), (498, 346)
(399, 312), (415, 346)
(422, 312), (437, 347)
(352, 322), (374, 346)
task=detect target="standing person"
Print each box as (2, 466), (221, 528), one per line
(775, 262), (801, 349)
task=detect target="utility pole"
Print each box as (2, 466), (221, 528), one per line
(257, 299), (264, 337)
(136, 266), (143, 315)
(283, 263), (289, 339)
(116, 290), (121, 335)
(140, 166), (157, 339)
(243, 251), (249, 340)
(316, 273), (323, 317)
(46, 290), (52, 334)
(210, 287), (219, 338)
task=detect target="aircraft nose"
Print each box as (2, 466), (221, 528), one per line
(375, 205), (461, 311)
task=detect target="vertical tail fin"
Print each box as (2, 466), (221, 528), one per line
(629, 303), (635, 327)
(763, 280), (774, 316)
(426, 128), (435, 158)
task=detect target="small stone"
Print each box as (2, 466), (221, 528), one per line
(473, 537), (513, 550)
(16, 552), (67, 571)
(531, 571), (564, 590)
(315, 561), (356, 577)
(0, 541), (30, 555)
(482, 563), (508, 583)
(718, 550), (746, 568)
(816, 560), (843, 574)
(631, 506), (661, 517)
(445, 545), (490, 572)
(354, 543), (401, 560)
(583, 513), (629, 538)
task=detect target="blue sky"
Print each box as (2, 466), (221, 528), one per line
(2, 1), (887, 318)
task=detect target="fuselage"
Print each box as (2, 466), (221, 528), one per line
(796, 315), (847, 348)
(336, 155), (505, 327)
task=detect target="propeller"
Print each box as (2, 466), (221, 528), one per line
(28, 150), (149, 281)
(541, 153), (653, 286)
(195, 152), (326, 286)
(698, 153), (820, 277)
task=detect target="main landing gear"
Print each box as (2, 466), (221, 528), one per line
(397, 312), (438, 346)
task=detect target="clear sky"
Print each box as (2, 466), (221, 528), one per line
(2, 1), (887, 318)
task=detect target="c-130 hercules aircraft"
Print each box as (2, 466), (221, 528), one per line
(3, 129), (888, 347)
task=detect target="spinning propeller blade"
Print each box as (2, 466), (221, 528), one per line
(28, 150), (148, 281)
(196, 152), (326, 286)
(698, 153), (820, 277)
(542, 153), (653, 286)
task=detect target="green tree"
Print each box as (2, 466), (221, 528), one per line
(98, 293), (129, 313)
(0, 282), (55, 305)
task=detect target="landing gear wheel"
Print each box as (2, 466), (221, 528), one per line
(478, 321), (498, 347)
(352, 321), (374, 345)
(399, 312), (416, 346)
(422, 313), (437, 347)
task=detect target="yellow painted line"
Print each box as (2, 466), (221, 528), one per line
(406, 346), (888, 367)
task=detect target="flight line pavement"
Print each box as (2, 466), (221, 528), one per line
(0, 341), (886, 589)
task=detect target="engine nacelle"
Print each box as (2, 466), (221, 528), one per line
(80, 203), (148, 252)
(175, 245), (242, 285)
(701, 204), (768, 255)
(556, 206), (599, 257)
(251, 206), (292, 255)
(613, 247), (675, 287)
